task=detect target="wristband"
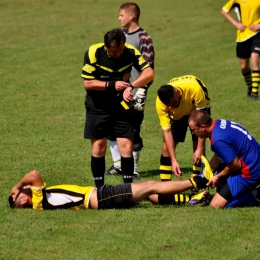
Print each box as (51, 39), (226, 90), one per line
(128, 83), (134, 90)
(106, 81), (116, 89)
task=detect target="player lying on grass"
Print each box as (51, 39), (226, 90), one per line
(9, 157), (212, 210)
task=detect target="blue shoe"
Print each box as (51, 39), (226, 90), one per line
(188, 190), (209, 205)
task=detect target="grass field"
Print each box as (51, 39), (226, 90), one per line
(1, 0), (260, 259)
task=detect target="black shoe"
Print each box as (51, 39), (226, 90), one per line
(247, 87), (252, 98)
(252, 186), (260, 203)
(105, 165), (122, 175)
(251, 93), (259, 100)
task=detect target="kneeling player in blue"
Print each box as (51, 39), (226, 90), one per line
(9, 167), (212, 210)
(188, 110), (260, 208)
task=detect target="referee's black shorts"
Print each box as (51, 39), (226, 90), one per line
(84, 95), (134, 139)
(97, 183), (134, 209)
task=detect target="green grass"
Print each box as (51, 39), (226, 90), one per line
(1, 0), (260, 259)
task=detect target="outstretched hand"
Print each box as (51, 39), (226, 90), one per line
(207, 175), (219, 188)
(172, 161), (183, 178)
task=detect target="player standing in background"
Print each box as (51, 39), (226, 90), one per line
(105, 2), (155, 178)
(221, 0), (260, 100)
(81, 28), (154, 188)
(156, 75), (211, 181)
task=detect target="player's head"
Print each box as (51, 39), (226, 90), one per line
(8, 188), (32, 209)
(158, 85), (181, 108)
(188, 110), (212, 137)
(104, 28), (126, 59)
(119, 2), (140, 26)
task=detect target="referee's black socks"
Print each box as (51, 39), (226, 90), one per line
(91, 155), (105, 188)
(121, 156), (134, 183)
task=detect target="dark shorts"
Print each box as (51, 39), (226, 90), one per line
(108, 109), (144, 149)
(170, 107), (211, 143)
(236, 32), (260, 59)
(217, 182), (233, 202)
(84, 94), (134, 139)
(97, 183), (134, 209)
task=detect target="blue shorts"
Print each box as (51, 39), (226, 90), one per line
(227, 173), (260, 199)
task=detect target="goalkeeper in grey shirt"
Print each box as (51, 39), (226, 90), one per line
(105, 2), (155, 178)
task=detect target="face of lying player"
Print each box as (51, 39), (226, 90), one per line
(118, 9), (132, 28)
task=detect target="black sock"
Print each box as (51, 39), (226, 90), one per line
(91, 156), (105, 188)
(160, 155), (172, 181)
(121, 156), (134, 183)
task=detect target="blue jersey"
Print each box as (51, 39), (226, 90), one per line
(210, 119), (260, 179)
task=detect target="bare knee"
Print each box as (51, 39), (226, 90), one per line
(210, 193), (227, 209)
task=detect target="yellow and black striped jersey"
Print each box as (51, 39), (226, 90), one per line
(81, 42), (150, 103)
(156, 75), (211, 130)
(81, 43), (150, 81)
(31, 183), (96, 210)
(222, 0), (260, 42)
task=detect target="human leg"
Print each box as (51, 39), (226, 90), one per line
(131, 180), (194, 203)
(251, 52), (260, 99)
(159, 141), (177, 181)
(84, 100), (110, 187)
(91, 138), (107, 188)
(114, 102), (134, 182)
(105, 139), (122, 175)
(135, 159), (213, 204)
(117, 137), (134, 183)
(237, 40), (252, 97)
(240, 58), (252, 97)
(159, 117), (188, 181)
(132, 110), (144, 177)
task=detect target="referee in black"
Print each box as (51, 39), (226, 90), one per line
(81, 28), (154, 188)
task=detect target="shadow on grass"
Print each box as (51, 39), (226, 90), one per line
(139, 167), (193, 179)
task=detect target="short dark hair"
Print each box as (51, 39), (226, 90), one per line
(8, 195), (15, 208)
(104, 28), (126, 48)
(188, 110), (212, 127)
(157, 85), (175, 105)
(119, 2), (140, 22)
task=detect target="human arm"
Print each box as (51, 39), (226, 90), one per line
(83, 79), (129, 92)
(123, 67), (154, 102)
(10, 170), (44, 201)
(163, 129), (183, 178)
(207, 157), (241, 188)
(221, 9), (246, 31)
(209, 153), (221, 172)
(193, 137), (206, 165)
(249, 24), (260, 32)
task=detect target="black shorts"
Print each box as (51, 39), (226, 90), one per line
(108, 109), (144, 147)
(97, 183), (134, 209)
(170, 107), (211, 143)
(236, 32), (260, 59)
(217, 182), (233, 202)
(84, 94), (134, 139)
